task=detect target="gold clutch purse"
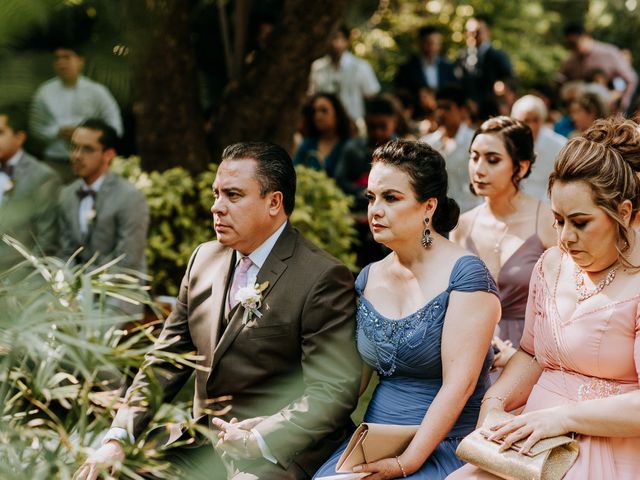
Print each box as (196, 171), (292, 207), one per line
(335, 422), (420, 473)
(455, 411), (579, 480)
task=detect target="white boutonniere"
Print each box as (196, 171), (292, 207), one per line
(235, 281), (269, 325)
(84, 208), (96, 226)
(3, 179), (14, 193)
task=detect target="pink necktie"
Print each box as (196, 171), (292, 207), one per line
(228, 256), (253, 310)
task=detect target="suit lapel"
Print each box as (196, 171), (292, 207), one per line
(85, 172), (115, 243)
(210, 224), (297, 372)
(67, 180), (83, 245)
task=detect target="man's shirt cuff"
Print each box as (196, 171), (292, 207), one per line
(251, 428), (277, 464)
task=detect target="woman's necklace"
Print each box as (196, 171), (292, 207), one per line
(493, 224), (509, 253)
(573, 262), (619, 302)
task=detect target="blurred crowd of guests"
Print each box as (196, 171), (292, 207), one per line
(0, 43), (146, 317)
(1, 15), (638, 313)
(293, 17), (638, 268)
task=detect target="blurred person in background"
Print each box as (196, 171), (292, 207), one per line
(0, 104), (60, 272)
(455, 15), (514, 113)
(335, 95), (399, 267)
(309, 26), (380, 133)
(394, 26), (457, 118)
(451, 117), (555, 358)
(568, 91), (607, 137)
(559, 22), (638, 115)
(554, 80), (586, 137)
(422, 85), (479, 213)
(511, 94), (567, 201)
(292, 93), (353, 178)
(30, 45), (123, 183)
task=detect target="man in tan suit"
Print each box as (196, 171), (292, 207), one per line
(74, 142), (361, 479)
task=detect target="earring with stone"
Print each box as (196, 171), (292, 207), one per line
(421, 217), (433, 248)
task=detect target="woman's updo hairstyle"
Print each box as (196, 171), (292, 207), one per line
(372, 139), (460, 233)
(470, 116), (536, 193)
(548, 116), (640, 267)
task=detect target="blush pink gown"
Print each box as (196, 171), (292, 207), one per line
(448, 251), (640, 479)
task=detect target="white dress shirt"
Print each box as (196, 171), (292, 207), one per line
(78, 174), (107, 235)
(421, 58), (439, 89)
(309, 51), (381, 122)
(30, 76), (123, 160)
(0, 149), (22, 205)
(524, 127), (567, 201)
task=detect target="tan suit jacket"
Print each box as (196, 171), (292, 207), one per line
(113, 224), (361, 478)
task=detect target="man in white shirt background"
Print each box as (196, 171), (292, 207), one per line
(309, 26), (381, 132)
(29, 45), (123, 183)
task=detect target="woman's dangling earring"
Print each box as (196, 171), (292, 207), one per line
(421, 217), (433, 248)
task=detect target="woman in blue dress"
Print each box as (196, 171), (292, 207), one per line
(314, 139), (501, 479)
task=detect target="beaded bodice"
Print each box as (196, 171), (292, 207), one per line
(356, 255), (498, 378)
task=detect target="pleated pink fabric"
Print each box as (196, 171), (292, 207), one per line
(448, 252), (640, 479)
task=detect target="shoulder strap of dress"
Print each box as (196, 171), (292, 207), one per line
(355, 264), (372, 294)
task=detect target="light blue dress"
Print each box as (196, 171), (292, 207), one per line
(314, 255), (498, 479)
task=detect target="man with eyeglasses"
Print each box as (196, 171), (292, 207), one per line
(58, 119), (148, 315)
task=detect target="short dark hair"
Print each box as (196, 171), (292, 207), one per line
(365, 96), (397, 117)
(563, 22), (586, 37)
(471, 116), (536, 193)
(372, 139), (460, 233)
(0, 104), (28, 133)
(79, 118), (119, 151)
(51, 44), (83, 56)
(336, 25), (350, 39)
(473, 14), (493, 28)
(221, 141), (296, 215)
(418, 25), (440, 39)
(436, 84), (467, 107)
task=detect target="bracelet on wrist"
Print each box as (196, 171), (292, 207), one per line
(395, 455), (407, 478)
(481, 395), (506, 406)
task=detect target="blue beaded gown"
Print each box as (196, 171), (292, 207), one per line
(314, 255), (498, 479)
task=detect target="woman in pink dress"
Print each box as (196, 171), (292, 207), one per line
(448, 116), (640, 479)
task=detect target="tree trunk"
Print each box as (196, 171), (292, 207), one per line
(212, 0), (349, 159)
(125, 0), (211, 172)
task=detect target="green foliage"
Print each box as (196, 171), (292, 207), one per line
(349, 0), (637, 93)
(0, 236), (197, 479)
(111, 157), (357, 296)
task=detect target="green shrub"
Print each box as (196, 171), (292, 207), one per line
(111, 157), (357, 295)
(0, 236), (198, 479)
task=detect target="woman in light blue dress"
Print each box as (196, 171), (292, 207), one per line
(314, 140), (500, 479)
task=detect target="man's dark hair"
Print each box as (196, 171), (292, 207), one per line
(221, 141), (296, 215)
(365, 96), (397, 117)
(563, 22), (586, 37)
(436, 85), (467, 107)
(473, 14), (493, 28)
(418, 25), (440, 40)
(51, 44), (84, 56)
(79, 118), (119, 151)
(336, 25), (350, 39)
(0, 104), (28, 133)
